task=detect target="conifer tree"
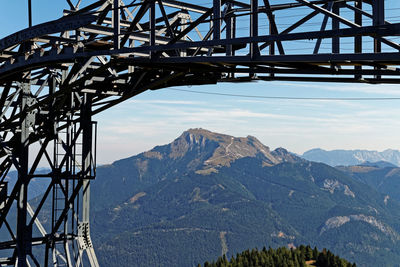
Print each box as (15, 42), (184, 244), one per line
(200, 245), (355, 267)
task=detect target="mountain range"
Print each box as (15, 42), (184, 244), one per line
(302, 148), (400, 167)
(85, 129), (400, 266)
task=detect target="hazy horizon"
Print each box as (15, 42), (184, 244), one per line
(95, 126), (400, 165)
(95, 82), (400, 164)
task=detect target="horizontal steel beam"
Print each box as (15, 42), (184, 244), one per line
(0, 14), (96, 52)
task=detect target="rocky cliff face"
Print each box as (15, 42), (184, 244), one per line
(149, 128), (303, 174)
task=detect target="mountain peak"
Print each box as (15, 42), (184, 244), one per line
(184, 128), (217, 136)
(148, 129), (303, 174)
(179, 128), (234, 147)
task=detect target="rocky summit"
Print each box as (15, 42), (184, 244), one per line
(90, 129), (303, 211)
(149, 128), (302, 174)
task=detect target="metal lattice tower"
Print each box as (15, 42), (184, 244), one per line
(0, 0), (399, 266)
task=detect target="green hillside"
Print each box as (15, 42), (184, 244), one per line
(338, 164), (400, 202)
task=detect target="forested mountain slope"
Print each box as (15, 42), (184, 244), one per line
(70, 129), (400, 266)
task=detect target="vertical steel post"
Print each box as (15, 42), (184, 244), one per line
(28, 0), (32, 27)
(213, 0), (221, 40)
(17, 81), (32, 267)
(64, 118), (72, 267)
(225, 3), (233, 57)
(373, 0), (384, 53)
(180, 13), (188, 56)
(113, 0), (120, 50)
(149, 0), (156, 59)
(250, 0), (259, 59)
(80, 94), (99, 267)
(269, 14), (275, 78)
(225, 3), (235, 78)
(81, 98), (92, 223)
(373, 0), (384, 80)
(332, 3), (340, 54)
(354, 1), (362, 79)
(49, 74), (57, 267)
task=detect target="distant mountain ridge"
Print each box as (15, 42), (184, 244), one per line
(302, 148), (400, 167)
(358, 161), (397, 169)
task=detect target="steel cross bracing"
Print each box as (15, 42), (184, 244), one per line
(0, 0), (399, 266)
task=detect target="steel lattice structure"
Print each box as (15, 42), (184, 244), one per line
(0, 0), (399, 266)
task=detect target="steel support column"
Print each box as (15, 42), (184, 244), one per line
(354, 0), (362, 79)
(225, 3), (233, 57)
(149, 0), (156, 58)
(113, 0), (120, 50)
(373, 0), (385, 52)
(28, 0), (32, 28)
(225, 2), (235, 78)
(269, 14), (275, 78)
(80, 94), (99, 267)
(16, 81), (32, 267)
(250, 0), (259, 59)
(213, 0), (221, 40)
(332, 2), (340, 54)
(373, 0), (384, 79)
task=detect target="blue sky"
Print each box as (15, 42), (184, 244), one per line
(2, 1), (400, 164)
(98, 83), (400, 163)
